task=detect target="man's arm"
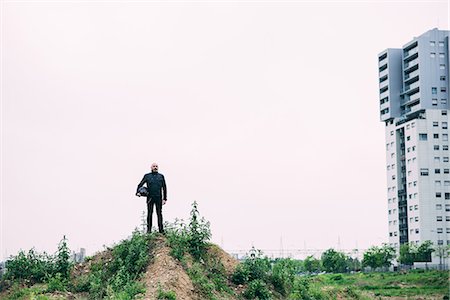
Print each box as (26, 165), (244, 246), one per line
(161, 175), (167, 201)
(136, 175), (146, 194)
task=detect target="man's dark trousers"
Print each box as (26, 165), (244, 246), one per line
(147, 196), (164, 233)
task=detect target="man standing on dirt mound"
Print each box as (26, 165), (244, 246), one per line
(136, 163), (167, 234)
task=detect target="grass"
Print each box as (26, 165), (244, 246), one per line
(309, 270), (449, 298)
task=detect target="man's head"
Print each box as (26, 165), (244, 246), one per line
(151, 163), (159, 173)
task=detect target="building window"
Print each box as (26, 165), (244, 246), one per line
(433, 122), (439, 127)
(446, 193), (450, 200)
(412, 146), (416, 151)
(439, 53), (445, 58)
(432, 87), (438, 94)
(390, 130), (394, 136)
(440, 64), (446, 70)
(446, 204), (450, 212)
(412, 122), (415, 128)
(444, 169), (449, 174)
(437, 216), (443, 221)
(439, 41), (445, 47)
(407, 136), (411, 141)
(445, 181), (450, 186)
(447, 216), (450, 221)
(419, 133), (427, 140)
(415, 229), (419, 234)
(436, 204), (442, 210)
(443, 134), (448, 141)
(435, 157), (440, 163)
(430, 41), (436, 46)
(440, 76), (446, 81)
(435, 169), (441, 174)
(444, 157), (449, 162)
(441, 87), (447, 93)
(443, 110), (448, 116)
(414, 205), (418, 210)
(437, 192), (442, 198)
(434, 145), (440, 150)
(430, 53), (436, 58)
(437, 228), (443, 234)
(434, 133), (439, 139)
(432, 99), (438, 106)
(438, 240), (444, 245)
(435, 180), (441, 187)
(415, 217), (419, 222)
(409, 206), (413, 211)
(443, 122), (448, 129)
(442, 99), (448, 105)
(420, 168), (429, 176)
(443, 145), (449, 150)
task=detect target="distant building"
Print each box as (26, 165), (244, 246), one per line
(71, 248), (86, 263)
(378, 28), (449, 267)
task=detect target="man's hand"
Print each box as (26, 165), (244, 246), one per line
(163, 199), (167, 205)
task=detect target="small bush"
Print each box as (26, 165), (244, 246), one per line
(231, 264), (250, 285)
(242, 279), (271, 300)
(46, 273), (68, 292)
(157, 286), (177, 300)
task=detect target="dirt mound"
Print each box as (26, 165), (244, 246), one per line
(142, 236), (240, 300)
(142, 236), (197, 300)
(207, 244), (239, 276)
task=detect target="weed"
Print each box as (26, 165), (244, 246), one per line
(157, 285), (177, 300)
(242, 279), (271, 300)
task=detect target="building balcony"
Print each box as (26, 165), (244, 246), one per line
(380, 89), (389, 99)
(404, 47), (418, 59)
(405, 80), (420, 92)
(404, 69), (419, 81)
(379, 68), (388, 78)
(379, 80), (389, 89)
(404, 58), (419, 71)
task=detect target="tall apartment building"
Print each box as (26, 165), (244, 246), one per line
(378, 28), (450, 265)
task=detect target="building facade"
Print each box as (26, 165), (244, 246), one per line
(378, 28), (450, 266)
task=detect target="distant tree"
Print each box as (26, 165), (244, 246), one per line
(346, 256), (361, 272)
(303, 256), (321, 273)
(362, 244), (396, 270)
(415, 240), (434, 262)
(434, 245), (450, 270)
(399, 243), (416, 266)
(321, 249), (348, 273)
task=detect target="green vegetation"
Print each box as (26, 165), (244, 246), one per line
(362, 244), (396, 270)
(1, 231), (153, 300)
(165, 201), (233, 299)
(1, 204), (448, 300)
(309, 270), (448, 298)
(74, 230), (151, 299)
(3, 236), (72, 285)
(157, 285), (177, 300)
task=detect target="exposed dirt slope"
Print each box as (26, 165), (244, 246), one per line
(142, 236), (198, 300)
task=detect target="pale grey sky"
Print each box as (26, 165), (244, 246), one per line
(1, 1), (448, 260)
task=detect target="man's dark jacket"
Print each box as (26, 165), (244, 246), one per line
(137, 172), (167, 199)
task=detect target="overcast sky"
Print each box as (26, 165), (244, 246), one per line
(1, 1), (449, 260)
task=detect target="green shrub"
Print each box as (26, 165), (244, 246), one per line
(165, 202), (212, 263)
(187, 263), (215, 298)
(4, 249), (54, 283)
(242, 279), (271, 300)
(157, 286), (177, 300)
(231, 264), (250, 284)
(270, 258), (298, 296)
(79, 230), (151, 299)
(46, 273), (68, 292)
